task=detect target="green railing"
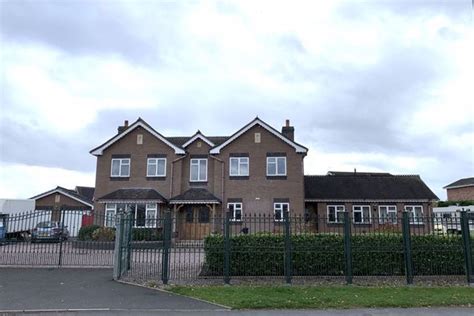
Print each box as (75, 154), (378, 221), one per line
(113, 211), (474, 286)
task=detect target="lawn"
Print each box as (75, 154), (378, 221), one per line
(168, 285), (474, 309)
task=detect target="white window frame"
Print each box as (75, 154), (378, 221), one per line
(146, 158), (167, 177)
(228, 202), (243, 221)
(266, 157), (287, 176)
(105, 203), (117, 227)
(229, 157), (249, 176)
(110, 158), (130, 177)
(274, 202), (289, 222)
(379, 205), (398, 224)
(145, 203), (158, 228)
(190, 158), (208, 182)
(405, 205), (424, 224)
(352, 205), (371, 224)
(327, 205), (345, 223)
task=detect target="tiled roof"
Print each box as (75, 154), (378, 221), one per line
(169, 188), (221, 204)
(304, 172), (439, 201)
(443, 177), (474, 189)
(75, 186), (95, 202)
(30, 186), (94, 207)
(166, 136), (230, 147)
(97, 188), (166, 202)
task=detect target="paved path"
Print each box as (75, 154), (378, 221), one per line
(0, 268), (223, 313)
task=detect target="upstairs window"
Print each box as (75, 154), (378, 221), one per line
(328, 205), (345, 223)
(147, 158), (166, 177)
(228, 202), (243, 221)
(267, 157), (286, 176)
(190, 158), (207, 182)
(353, 205), (371, 224)
(111, 158), (130, 177)
(274, 203), (289, 222)
(230, 157), (249, 176)
(379, 205), (397, 224)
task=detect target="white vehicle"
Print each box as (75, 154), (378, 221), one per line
(0, 199), (51, 239)
(433, 205), (474, 234)
(0, 199), (35, 214)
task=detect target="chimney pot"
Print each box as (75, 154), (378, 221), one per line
(124, 120), (129, 127)
(286, 119), (290, 127)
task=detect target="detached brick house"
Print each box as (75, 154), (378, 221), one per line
(90, 118), (438, 238)
(443, 177), (474, 201)
(90, 117), (307, 238)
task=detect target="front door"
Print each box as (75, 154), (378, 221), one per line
(179, 206), (211, 240)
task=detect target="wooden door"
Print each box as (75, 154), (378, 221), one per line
(179, 206), (211, 240)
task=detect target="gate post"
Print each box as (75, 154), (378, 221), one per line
(284, 210), (292, 284)
(113, 212), (124, 280)
(161, 211), (172, 285)
(460, 211), (473, 285)
(343, 211), (353, 285)
(58, 209), (65, 266)
(223, 211), (231, 285)
(402, 211), (414, 285)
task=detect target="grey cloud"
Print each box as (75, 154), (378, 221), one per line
(0, 118), (95, 172)
(0, 0), (187, 64)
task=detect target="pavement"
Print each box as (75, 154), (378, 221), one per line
(0, 268), (223, 313)
(0, 268), (472, 315)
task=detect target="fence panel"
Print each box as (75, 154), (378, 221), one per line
(0, 209), (114, 267)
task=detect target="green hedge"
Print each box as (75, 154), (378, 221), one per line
(132, 228), (163, 241)
(78, 225), (101, 241)
(203, 234), (465, 276)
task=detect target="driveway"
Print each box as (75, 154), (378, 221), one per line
(0, 268), (224, 313)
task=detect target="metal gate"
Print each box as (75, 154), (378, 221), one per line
(0, 210), (114, 267)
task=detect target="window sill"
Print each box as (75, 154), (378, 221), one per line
(229, 176), (249, 180)
(266, 176), (287, 180)
(146, 176), (166, 181)
(110, 177), (130, 181)
(327, 223), (344, 226)
(189, 181), (208, 186)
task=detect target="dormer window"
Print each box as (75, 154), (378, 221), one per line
(190, 158), (207, 182)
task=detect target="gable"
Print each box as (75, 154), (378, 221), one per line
(90, 118), (185, 156)
(210, 118), (307, 154)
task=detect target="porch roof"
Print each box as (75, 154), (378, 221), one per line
(96, 188), (167, 204)
(169, 188), (221, 205)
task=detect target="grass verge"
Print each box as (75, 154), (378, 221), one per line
(168, 285), (474, 309)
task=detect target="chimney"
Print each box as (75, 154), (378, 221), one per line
(117, 120), (129, 134)
(281, 119), (295, 141)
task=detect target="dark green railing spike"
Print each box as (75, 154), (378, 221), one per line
(343, 211), (353, 285)
(460, 211), (473, 285)
(161, 211), (172, 285)
(224, 211), (231, 284)
(283, 210), (292, 284)
(402, 211), (414, 285)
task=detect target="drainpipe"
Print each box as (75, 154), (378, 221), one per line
(170, 154), (187, 199)
(210, 155), (225, 212)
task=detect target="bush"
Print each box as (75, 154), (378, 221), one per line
(132, 228), (163, 241)
(78, 225), (100, 241)
(92, 227), (116, 241)
(203, 233), (465, 277)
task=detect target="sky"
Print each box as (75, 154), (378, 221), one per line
(0, 0), (472, 200)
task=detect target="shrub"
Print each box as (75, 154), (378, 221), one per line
(132, 228), (163, 241)
(78, 225), (100, 241)
(92, 227), (116, 241)
(203, 233), (465, 277)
